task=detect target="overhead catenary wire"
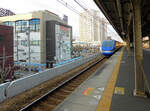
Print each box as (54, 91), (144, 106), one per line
(57, 0), (81, 15)
(74, 0), (88, 11)
(57, 0), (107, 26)
(57, 0), (97, 29)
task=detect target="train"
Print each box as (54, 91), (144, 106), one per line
(100, 40), (116, 56)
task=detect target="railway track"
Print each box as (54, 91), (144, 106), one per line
(19, 47), (122, 111)
(19, 56), (107, 111)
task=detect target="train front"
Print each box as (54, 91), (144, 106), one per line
(101, 40), (116, 56)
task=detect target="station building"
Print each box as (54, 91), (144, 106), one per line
(0, 10), (72, 65)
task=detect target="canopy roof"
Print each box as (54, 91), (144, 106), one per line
(94, 0), (150, 41)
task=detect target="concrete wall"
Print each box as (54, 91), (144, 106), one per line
(0, 53), (100, 102)
(0, 82), (10, 102)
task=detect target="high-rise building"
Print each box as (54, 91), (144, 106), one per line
(79, 10), (107, 45)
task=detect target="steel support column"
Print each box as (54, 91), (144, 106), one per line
(132, 0), (146, 97)
(149, 36), (150, 49)
(116, 0), (124, 33)
(126, 26), (131, 56)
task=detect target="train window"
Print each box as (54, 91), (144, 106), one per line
(102, 41), (114, 47)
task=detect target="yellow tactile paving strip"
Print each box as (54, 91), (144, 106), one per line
(96, 47), (124, 111)
(114, 87), (125, 95)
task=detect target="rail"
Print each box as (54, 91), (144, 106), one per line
(20, 56), (106, 111)
(19, 47), (121, 111)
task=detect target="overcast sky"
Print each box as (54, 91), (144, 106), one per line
(0, 0), (123, 42)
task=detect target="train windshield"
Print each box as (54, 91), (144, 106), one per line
(102, 41), (114, 47)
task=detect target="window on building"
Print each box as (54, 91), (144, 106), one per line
(3, 21), (15, 26)
(21, 21), (27, 32)
(29, 19), (40, 32)
(0, 56), (3, 61)
(16, 20), (27, 32)
(16, 21), (22, 32)
(35, 19), (40, 31)
(0, 35), (4, 42)
(30, 40), (40, 46)
(21, 40), (28, 47)
(3, 21), (9, 26)
(9, 21), (15, 26)
(29, 19), (35, 31)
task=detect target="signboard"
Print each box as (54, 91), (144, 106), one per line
(55, 24), (71, 62)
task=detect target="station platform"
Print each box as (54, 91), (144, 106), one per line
(109, 48), (150, 111)
(54, 47), (150, 111)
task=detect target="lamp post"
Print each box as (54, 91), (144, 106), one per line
(16, 34), (20, 62)
(25, 27), (31, 64)
(58, 33), (63, 63)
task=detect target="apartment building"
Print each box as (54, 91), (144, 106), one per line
(79, 10), (107, 45)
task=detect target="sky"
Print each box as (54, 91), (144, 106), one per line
(0, 0), (123, 42)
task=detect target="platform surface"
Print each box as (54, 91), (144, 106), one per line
(54, 49), (122, 111)
(143, 48), (150, 87)
(54, 47), (150, 111)
(110, 48), (150, 111)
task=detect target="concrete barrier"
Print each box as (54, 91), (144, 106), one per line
(2, 53), (101, 100)
(0, 82), (10, 102)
